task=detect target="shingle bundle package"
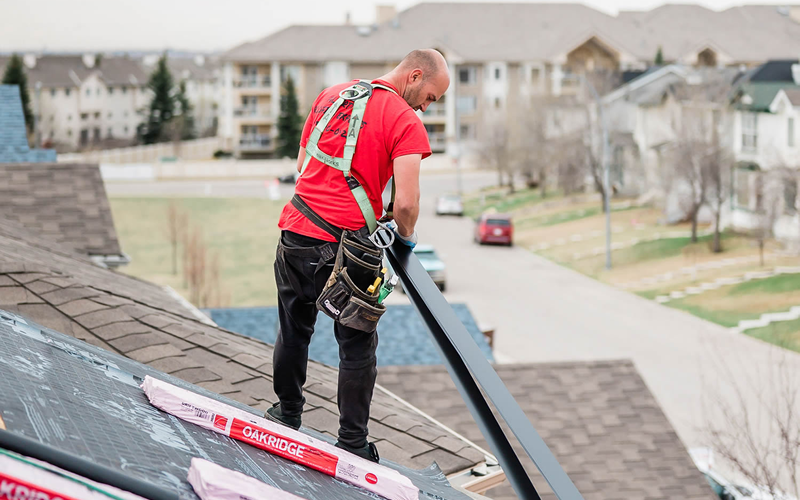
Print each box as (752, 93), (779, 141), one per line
(188, 458), (306, 500)
(0, 450), (147, 500)
(141, 376), (418, 500)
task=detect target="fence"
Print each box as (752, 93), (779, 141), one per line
(58, 137), (222, 164)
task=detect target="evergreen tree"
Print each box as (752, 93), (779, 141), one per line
(2, 54), (33, 133)
(175, 80), (196, 140)
(276, 75), (303, 159)
(654, 46), (664, 66)
(142, 54), (175, 144)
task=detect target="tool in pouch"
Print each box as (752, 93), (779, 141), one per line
(293, 80), (400, 332)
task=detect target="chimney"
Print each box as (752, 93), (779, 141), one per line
(82, 53), (96, 69)
(22, 54), (36, 69)
(376, 5), (397, 25)
(792, 64), (800, 85)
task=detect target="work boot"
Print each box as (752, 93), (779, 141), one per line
(265, 402), (301, 431)
(335, 441), (380, 463)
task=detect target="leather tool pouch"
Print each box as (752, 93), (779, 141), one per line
(316, 230), (386, 332)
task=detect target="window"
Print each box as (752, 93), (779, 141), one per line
(107, 127), (113, 138)
(122, 86), (127, 94)
(94, 112), (100, 119)
(81, 113), (88, 120)
(735, 168), (753, 208)
(124, 126), (129, 134)
(742, 112), (758, 152)
(495, 68), (501, 80)
(86, 88), (90, 96)
(108, 112), (112, 118)
(456, 96), (477, 115)
(789, 117), (795, 148)
(67, 114), (72, 121)
(458, 67), (476, 85)
(459, 124), (475, 139)
(494, 97), (501, 109)
(67, 129), (72, 137)
(93, 128), (101, 140)
(65, 88), (71, 97)
(531, 67), (541, 85)
(108, 86), (114, 95)
(280, 65), (301, 84)
(50, 89), (56, 97)
(785, 177), (797, 213)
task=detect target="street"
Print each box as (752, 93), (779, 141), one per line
(106, 169), (800, 462)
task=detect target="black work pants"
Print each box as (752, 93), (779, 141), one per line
(272, 230), (379, 448)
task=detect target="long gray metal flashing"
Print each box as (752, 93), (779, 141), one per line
(382, 235), (585, 500)
(0, 309), (471, 500)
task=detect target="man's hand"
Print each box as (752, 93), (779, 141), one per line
(386, 221), (418, 248)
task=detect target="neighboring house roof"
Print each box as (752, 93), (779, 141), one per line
(784, 88), (800, 106)
(734, 82), (800, 112)
(0, 55), (147, 88)
(0, 310), (474, 500)
(96, 56), (149, 86)
(0, 163), (124, 259)
(747, 59), (799, 83)
(205, 304), (494, 367)
(0, 85), (57, 163)
(162, 56), (220, 82)
(378, 361), (717, 500)
(0, 216), (485, 474)
(224, 3), (800, 64)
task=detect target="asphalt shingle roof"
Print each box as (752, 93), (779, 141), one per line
(378, 361), (717, 500)
(0, 163), (123, 258)
(223, 3), (800, 64)
(0, 85), (57, 163)
(0, 215), (486, 475)
(206, 304), (494, 367)
(0, 309), (472, 500)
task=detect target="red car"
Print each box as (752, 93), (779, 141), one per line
(475, 213), (513, 246)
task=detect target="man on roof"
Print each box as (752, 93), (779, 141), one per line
(267, 49), (450, 462)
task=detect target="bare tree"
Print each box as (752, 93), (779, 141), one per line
(513, 97), (557, 197)
(478, 112), (515, 191)
(182, 225), (227, 308)
(753, 171), (783, 266)
(165, 201), (188, 275)
(705, 355), (800, 499)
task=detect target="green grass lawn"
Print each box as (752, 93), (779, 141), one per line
(463, 187), (551, 217)
(110, 197), (284, 307)
(728, 273), (800, 296)
(745, 318), (800, 352)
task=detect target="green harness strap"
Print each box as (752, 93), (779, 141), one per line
(300, 81), (397, 234)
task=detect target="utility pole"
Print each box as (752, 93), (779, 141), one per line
(454, 93), (463, 196)
(34, 81), (42, 148)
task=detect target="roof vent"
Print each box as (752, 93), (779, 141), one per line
(356, 26), (372, 36)
(82, 54), (96, 69)
(22, 54), (36, 69)
(793, 64), (800, 85)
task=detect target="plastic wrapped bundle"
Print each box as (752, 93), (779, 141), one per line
(188, 458), (306, 500)
(141, 376), (418, 500)
(0, 449), (147, 500)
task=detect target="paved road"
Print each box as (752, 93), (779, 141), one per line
(105, 170), (800, 468)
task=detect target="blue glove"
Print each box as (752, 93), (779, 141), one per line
(385, 221), (418, 249)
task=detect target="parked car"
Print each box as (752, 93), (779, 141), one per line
(690, 449), (795, 500)
(386, 245), (447, 292)
(435, 194), (464, 216)
(474, 213), (513, 246)
(278, 171), (299, 184)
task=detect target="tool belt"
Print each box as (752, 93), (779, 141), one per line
(291, 194), (387, 332)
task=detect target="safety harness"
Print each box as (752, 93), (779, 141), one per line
(292, 80), (397, 237)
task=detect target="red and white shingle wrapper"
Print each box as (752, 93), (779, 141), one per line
(141, 376), (419, 500)
(188, 458), (307, 500)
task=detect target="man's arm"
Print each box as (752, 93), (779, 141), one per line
(296, 147), (306, 173)
(392, 154), (421, 237)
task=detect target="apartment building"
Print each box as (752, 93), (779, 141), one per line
(220, 3), (800, 158)
(0, 54), (151, 151)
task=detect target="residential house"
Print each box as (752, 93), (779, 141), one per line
(0, 85), (56, 162)
(729, 60), (800, 241)
(219, 3), (800, 158)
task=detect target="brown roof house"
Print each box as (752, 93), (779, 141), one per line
(0, 162), (128, 267)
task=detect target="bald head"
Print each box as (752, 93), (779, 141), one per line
(391, 49), (450, 112)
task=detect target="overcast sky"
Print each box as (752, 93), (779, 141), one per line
(0, 0), (792, 53)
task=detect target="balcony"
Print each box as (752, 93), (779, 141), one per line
(424, 103), (447, 118)
(428, 132), (446, 152)
(239, 134), (272, 151)
(234, 107), (272, 120)
(234, 75), (272, 89)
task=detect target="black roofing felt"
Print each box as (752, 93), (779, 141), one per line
(0, 309), (471, 500)
(749, 59), (799, 83)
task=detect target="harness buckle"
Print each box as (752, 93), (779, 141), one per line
(339, 82), (373, 101)
(370, 221), (396, 249)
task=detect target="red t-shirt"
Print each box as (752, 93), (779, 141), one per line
(278, 79), (432, 242)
